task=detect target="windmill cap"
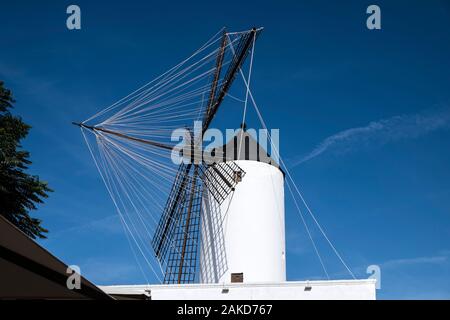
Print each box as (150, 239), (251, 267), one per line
(205, 129), (281, 170)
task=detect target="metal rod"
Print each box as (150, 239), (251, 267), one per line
(202, 28), (259, 133)
(203, 32), (228, 126)
(72, 122), (173, 151)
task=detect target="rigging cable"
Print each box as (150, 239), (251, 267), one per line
(229, 40), (357, 280)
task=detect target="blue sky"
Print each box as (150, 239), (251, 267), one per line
(1, 0), (449, 299)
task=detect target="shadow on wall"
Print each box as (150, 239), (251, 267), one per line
(199, 190), (229, 283)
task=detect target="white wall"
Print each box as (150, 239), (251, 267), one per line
(101, 279), (376, 300)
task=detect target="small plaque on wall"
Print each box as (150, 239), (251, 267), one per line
(231, 273), (244, 283)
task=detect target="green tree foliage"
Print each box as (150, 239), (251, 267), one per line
(0, 81), (51, 239)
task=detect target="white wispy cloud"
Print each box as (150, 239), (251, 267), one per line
(310, 251), (447, 276)
(49, 214), (123, 239)
(78, 258), (142, 284)
(381, 253), (449, 270)
(291, 107), (450, 167)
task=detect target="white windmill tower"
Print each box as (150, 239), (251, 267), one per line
(200, 128), (286, 285)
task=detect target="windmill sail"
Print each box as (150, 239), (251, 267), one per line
(151, 161), (246, 283)
(76, 27), (262, 284)
(149, 28), (260, 284)
(158, 165), (201, 284)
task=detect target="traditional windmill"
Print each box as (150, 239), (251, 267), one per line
(74, 27), (284, 284)
(75, 27), (376, 299)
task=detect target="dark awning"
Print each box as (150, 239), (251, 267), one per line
(0, 216), (112, 300)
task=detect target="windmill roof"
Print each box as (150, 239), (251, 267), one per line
(207, 129), (280, 169)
